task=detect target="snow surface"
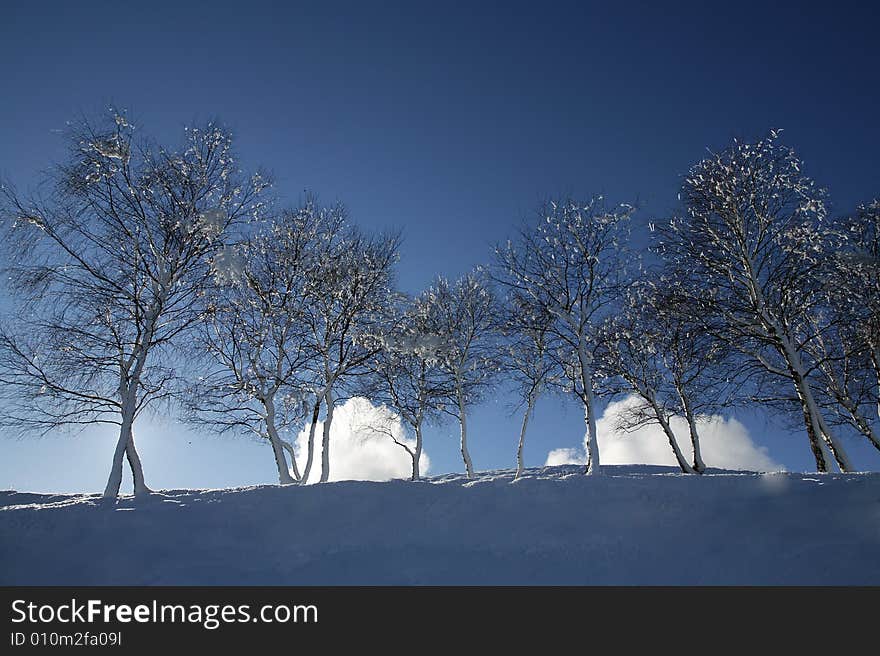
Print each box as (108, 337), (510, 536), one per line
(1, 465), (879, 585)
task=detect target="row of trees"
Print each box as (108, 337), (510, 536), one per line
(1, 114), (877, 497)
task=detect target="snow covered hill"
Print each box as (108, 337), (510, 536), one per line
(1, 465), (879, 585)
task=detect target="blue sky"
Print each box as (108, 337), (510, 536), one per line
(2, 0), (879, 491)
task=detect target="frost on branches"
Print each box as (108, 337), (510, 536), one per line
(807, 200), (880, 453)
(597, 279), (736, 474)
(0, 111), (270, 497)
(655, 132), (860, 472)
(184, 208), (326, 485)
(494, 197), (633, 475)
(295, 204), (400, 483)
(4, 113), (879, 496)
(414, 272), (499, 479)
(367, 298), (448, 481)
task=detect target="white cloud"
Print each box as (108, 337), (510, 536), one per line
(546, 447), (583, 467)
(544, 395), (782, 472)
(294, 397), (430, 483)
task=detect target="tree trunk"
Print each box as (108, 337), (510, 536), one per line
(655, 408), (696, 474)
(300, 396), (322, 484)
(778, 332), (851, 472)
(280, 441), (301, 481)
(815, 406), (853, 472)
(678, 388), (706, 473)
(515, 393), (535, 479)
(790, 372), (833, 471)
(412, 423), (423, 482)
(104, 423), (128, 499)
(319, 388), (335, 483)
(104, 390), (138, 498)
(104, 402), (151, 499)
(872, 343), (880, 420)
(793, 371), (851, 472)
(125, 433), (150, 495)
(576, 341), (600, 475)
(264, 396), (295, 485)
(457, 382), (474, 478)
(103, 311), (160, 498)
(802, 398), (832, 471)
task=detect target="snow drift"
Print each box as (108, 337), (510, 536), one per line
(1, 465), (878, 585)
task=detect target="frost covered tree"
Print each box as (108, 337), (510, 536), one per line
(184, 207), (327, 485)
(656, 131), (853, 472)
(0, 111), (268, 497)
(845, 200), (880, 410)
(420, 271), (498, 478)
(598, 279), (733, 473)
(806, 200), (880, 451)
(648, 281), (735, 472)
(367, 296), (448, 481)
(807, 320), (880, 452)
(298, 212), (400, 483)
(497, 295), (555, 479)
(599, 292), (694, 474)
(494, 197), (633, 475)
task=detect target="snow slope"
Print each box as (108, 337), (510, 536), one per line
(1, 465), (879, 585)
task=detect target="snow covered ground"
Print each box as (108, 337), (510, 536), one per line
(1, 465), (878, 585)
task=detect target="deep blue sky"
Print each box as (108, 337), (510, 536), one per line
(2, 0), (879, 491)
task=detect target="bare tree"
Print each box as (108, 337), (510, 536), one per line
(184, 206), (325, 484)
(298, 212), (400, 483)
(420, 271), (498, 479)
(843, 200), (880, 401)
(598, 287), (694, 473)
(496, 294), (555, 479)
(0, 111), (267, 497)
(656, 131), (853, 472)
(650, 280), (737, 472)
(494, 197), (633, 475)
(808, 322), (880, 452)
(367, 296), (449, 481)
(806, 200), (880, 451)
(598, 278), (735, 473)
